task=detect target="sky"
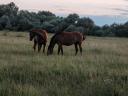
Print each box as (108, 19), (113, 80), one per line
(0, 0), (128, 26)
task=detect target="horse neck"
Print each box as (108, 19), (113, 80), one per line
(49, 35), (57, 50)
(50, 40), (56, 49)
(30, 31), (36, 40)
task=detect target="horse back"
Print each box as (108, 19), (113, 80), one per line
(62, 32), (83, 41)
(56, 32), (83, 45)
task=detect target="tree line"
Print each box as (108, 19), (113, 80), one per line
(0, 2), (128, 37)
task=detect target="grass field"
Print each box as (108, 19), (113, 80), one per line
(0, 31), (128, 96)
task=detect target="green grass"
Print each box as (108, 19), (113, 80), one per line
(0, 31), (128, 96)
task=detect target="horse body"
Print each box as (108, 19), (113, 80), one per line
(55, 32), (84, 46)
(47, 32), (85, 55)
(29, 29), (48, 52)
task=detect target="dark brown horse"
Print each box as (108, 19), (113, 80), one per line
(29, 29), (48, 52)
(47, 32), (85, 55)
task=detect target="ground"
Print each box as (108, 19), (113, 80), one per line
(0, 31), (128, 96)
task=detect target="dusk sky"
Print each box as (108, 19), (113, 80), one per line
(0, 0), (128, 25)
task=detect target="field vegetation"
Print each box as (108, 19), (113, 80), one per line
(0, 31), (128, 96)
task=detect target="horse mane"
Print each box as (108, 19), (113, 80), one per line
(49, 23), (68, 47)
(50, 33), (58, 44)
(50, 26), (66, 42)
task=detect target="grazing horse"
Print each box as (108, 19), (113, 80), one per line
(29, 29), (48, 52)
(47, 32), (85, 55)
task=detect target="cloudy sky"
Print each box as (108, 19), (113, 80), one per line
(0, 0), (128, 25)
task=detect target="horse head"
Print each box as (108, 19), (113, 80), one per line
(29, 30), (35, 41)
(47, 34), (57, 55)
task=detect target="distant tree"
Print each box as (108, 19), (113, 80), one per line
(0, 2), (127, 37)
(49, 18), (63, 26)
(102, 24), (112, 36)
(102, 24), (109, 30)
(0, 2), (19, 30)
(0, 15), (10, 29)
(16, 10), (41, 30)
(65, 13), (79, 24)
(37, 11), (56, 23)
(75, 27), (86, 33)
(38, 11), (55, 17)
(114, 24), (128, 37)
(0, 2), (18, 17)
(89, 25), (99, 36)
(124, 21), (128, 26)
(16, 12), (33, 31)
(76, 17), (94, 35)
(17, 18), (32, 31)
(52, 21), (69, 33)
(41, 22), (55, 32)
(65, 25), (76, 32)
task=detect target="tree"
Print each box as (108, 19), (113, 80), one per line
(0, 2), (19, 30)
(114, 24), (128, 37)
(0, 2), (127, 37)
(65, 25), (76, 32)
(37, 11), (56, 23)
(41, 22), (55, 32)
(0, 15), (10, 29)
(65, 13), (79, 24)
(0, 2), (18, 17)
(76, 17), (94, 35)
(52, 21), (69, 33)
(75, 27), (86, 33)
(101, 24), (112, 36)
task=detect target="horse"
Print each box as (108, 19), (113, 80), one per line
(29, 29), (48, 52)
(47, 32), (85, 55)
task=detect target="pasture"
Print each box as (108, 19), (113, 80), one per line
(0, 31), (128, 96)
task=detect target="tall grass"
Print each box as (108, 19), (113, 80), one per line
(0, 31), (128, 96)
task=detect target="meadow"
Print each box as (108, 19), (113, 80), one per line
(0, 31), (128, 96)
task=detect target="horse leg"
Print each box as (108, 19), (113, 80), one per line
(43, 43), (46, 53)
(38, 43), (42, 52)
(58, 45), (61, 55)
(75, 43), (78, 55)
(60, 45), (63, 55)
(78, 43), (82, 55)
(33, 39), (37, 51)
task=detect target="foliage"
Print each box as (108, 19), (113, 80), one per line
(0, 2), (128, 37)
(65, 13), (79, 24)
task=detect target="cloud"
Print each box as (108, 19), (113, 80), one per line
(111, 7), (128, 17)
(114, 7), (128, 11)
(0, 0), (128, 17)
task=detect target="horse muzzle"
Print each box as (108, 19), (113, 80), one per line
(47, 50), (52, 55)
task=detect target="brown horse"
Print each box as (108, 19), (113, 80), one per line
(29, 29), (48, 52)
(47, 32), (85, 55)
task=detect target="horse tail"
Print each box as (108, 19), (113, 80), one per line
(40, 30), (48, 43)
